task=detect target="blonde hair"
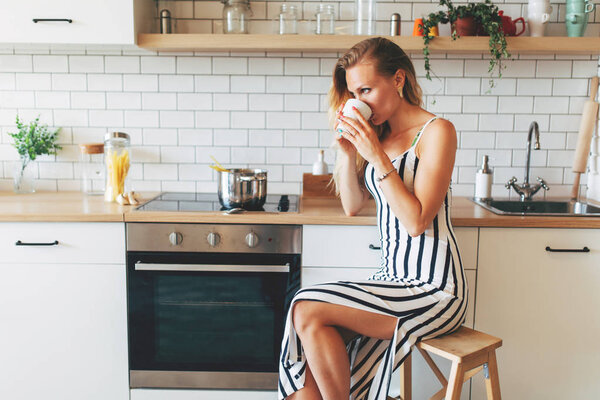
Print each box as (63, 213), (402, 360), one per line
(329, 37), (423, 196)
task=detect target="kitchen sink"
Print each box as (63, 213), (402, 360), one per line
(471, 198), (600, 216)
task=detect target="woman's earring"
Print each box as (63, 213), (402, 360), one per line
(398, 86), (404, 98)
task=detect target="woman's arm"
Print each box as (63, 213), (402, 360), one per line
(337, 153), (371, 216)
(337, 113), (456, 236)
(374, 119), (456, 237)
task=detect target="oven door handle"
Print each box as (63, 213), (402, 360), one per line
(134, 262), (290, 273)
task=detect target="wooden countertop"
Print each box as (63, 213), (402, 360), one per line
(0, 191), (138, 222)
(2, 191), (600, 228)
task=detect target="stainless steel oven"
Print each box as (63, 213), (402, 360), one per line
(126, 223), (301, 390)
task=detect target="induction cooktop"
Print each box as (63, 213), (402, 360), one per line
(135, 192), (298, 213)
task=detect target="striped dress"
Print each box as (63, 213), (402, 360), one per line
(278, 116), (468, 400)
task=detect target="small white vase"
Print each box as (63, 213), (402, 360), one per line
(13, 160), (36, 194)
(527, 0), (553, 36)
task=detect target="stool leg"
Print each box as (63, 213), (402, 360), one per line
(484, 351), (501, 400)
(445, 361), (465, 400)
(399, 353), (412, 400)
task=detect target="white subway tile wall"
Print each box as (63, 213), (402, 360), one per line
(1, 0), (600, 195)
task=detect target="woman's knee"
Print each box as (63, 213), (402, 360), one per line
(292, 301), (322, 337)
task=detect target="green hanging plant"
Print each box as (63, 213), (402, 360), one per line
(420, 0), (510, 88)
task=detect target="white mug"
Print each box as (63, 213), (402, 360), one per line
(337, 99), (372, 134)
(342, 99), (372, 121)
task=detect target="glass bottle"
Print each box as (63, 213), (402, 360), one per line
(104, 132), (131, 203)
(279, 4), (298, 35)
(78, 143), (105, 195)
(355, 0), (376, 35)
(475, 155), (493, 201)
(315, 4), (335, 35)
(222, 0), (252, 34)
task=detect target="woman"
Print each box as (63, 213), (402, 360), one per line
(278, 37), (467, 400)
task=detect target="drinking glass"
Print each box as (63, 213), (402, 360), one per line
(355, 0), (376, 35)
(279, 4), (298, 34)
(315, 4), (335, 35)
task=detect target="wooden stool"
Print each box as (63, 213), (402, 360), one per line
(388, 326), (502, 400)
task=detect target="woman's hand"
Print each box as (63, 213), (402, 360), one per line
(336, 106), (384, 164)
(334, 107), (357, 160)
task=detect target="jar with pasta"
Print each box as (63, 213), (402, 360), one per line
(104, 132), (131, 203)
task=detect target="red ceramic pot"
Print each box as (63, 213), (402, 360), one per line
(452, 16), (478, 36)
(498, 10), (526, 36)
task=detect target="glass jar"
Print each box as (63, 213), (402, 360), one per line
(355, 0), (376, 35)
(78, 143), (104, 195)
(104, 132), (131, 203)
(279, 4), (298, 34)
(315, 4), (335, 35)
(222, 0), (252, 34)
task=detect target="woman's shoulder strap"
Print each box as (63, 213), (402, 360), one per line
(411, 116), (438, 147)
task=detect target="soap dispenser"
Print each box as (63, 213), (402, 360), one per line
(475, 155), (493, 200)
(312, 150), (328, 175)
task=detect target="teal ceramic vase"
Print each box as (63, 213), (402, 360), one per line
(565, 0), (595, 36)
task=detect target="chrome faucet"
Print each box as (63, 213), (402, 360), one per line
(505, 121), (550, 201)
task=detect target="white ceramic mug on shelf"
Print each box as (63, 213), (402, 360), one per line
(527, 0), (553, 36)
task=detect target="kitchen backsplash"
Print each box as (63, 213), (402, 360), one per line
(0, 0), (599, 198)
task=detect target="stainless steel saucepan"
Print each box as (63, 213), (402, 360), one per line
(217, 169), (267, 210)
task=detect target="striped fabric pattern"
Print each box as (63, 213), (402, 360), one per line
(278, 116), (468, 400)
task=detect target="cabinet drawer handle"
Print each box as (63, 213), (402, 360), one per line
(32, 18), (73, 23)
(545, 246), (589, 253)
(15, 240), (59, 247)
(369, 244), (381, 250)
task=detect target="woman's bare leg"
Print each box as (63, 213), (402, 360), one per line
(292, 301), (397, 400)
(286, 364), (322, 400)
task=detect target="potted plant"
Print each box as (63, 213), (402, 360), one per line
(420, 0), (510, 86)
(8, 115), (62, 193)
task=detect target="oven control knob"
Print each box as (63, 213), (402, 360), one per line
(245, 232), (259, 248)
(207, 232), (221, 247)
(169, 232), (183, 246)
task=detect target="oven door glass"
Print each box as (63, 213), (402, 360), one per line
(127, 252), (300, 373)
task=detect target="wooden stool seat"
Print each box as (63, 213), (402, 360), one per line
(388, 326), (502, 400)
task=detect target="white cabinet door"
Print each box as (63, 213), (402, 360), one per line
(0, 222), (125, 264)
(0, 0), (154, 44)
(0, 222), (128, 400)
(302, 266), (379, 285)
(302, 225), (380, 268)
(454, 227), (478, 270)
(0, 263), (129, 400)
(303, 225), (478, 270)
(474, 228), (600, 400)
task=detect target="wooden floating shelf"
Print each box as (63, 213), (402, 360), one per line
(138, 34), (600, 54)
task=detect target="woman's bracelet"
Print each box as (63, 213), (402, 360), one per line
(375, 167), (396, 183)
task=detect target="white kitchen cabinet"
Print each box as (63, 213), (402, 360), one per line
(473, 228), (600, 400)
(0, 223), (128, 400)
(302, 225), (478, 270)
(301, 225), (478, 400)
(302, 225), (381, 268)
(0, 0), (154, 45)
(0, 222), (125, 264)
